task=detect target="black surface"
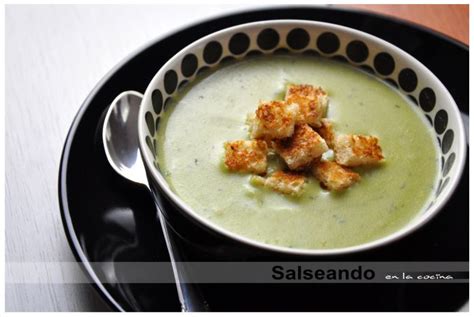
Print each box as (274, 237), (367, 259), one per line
(58, 6), (468, 312)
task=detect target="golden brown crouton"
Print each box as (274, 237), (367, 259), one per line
(285, 84), (328, 128)
(250, 101), (299, 139)
(313, 160), (360, 191)
(316, 118), (336, 149)
(224, 140), (268, 174)
(252, 171), (306, 196)
(275, 124), (329, 170)
(334, 134), (384, 167)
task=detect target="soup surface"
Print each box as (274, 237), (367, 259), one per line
(156, 55), (439, 249)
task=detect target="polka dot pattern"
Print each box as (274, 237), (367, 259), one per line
(436, 177), (450, 196)
(442, 130), (454, 154)
(317, 32), (340, 54)
(346, 40), (369, 63)
(384, 78), (399, 89)
(286, 28), (310, 50)
(398, 68), (418, 92)
(145, 136), (154, 155)
(273, 48), (290, 55)
(151, 89), (163, 114)
(419, 87), (436, 112)
(144, 24), (459, 204)
(246, 50), (263, 57)
(257, 28), (279, 50)
(164, 70), (178, 94)
(203, 41), (223, 64)
(197, 66), (210, 75)
(374, 52), (395, 75)
(181, 54), (198, 77)
(443, 153), (455, 177)
(220, 56), (236, 64)
(302, 49), (320, 57)
(331, 55), (348, 63)
(434, 110), (448, 134)
(229, 33), (250, 55)
(178, 80), (189, 90)
(359, 65), (375, 75)
(408, 95), (418, 106)
(145, 111), (154, 135)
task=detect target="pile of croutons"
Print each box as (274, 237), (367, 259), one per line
(224, 84), (384, 196)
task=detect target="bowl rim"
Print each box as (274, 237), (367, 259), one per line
(138, 19), (467, 256)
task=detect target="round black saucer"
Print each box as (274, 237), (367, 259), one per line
(58, 6), (468, 312)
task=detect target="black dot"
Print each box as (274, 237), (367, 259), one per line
(302, 49), (320, 57)
(151, 89), (163, 114)
(257, 28), (279, 50)
(374, 52), (395, 75)
(164, 97), (173, 110)
(145, 136), (154, 154)
(384, 78), (399, 89)
(346, 40), (369, 63)
(436, 177), (450, 196)
(246, 50), (263, 57)
(197, 66), (210, 75)
(164, 70), (178, 94)
(434, 110), (448, 134)
(220, 56), (236, 65)
(145, 112), (154, 135)
(181, 54), (198, 77)
(398, 68), (418, 92)
(359, 64), (374, 74)
(178, 80), (188, 90)
(317, 32), (340, 54)
(331, 55), (348, 63)
(203, 41), (222, 64)
(419, 87), (436, 112)
(425, 114), (433, 126)
(442, 129), (454, 154)
(155, 117), (160, 133)
(273, 48), (290, 55)
(229, 33), (250, 55)
(443, 153), (456, 176)
(408, 95), (418, 105)
(287, 28), (310, 50)
(441, 155), (445, 169)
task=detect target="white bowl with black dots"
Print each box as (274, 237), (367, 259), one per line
(132, 20), (466, 255)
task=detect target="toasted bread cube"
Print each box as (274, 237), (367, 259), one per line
(334, 134), (384, 167)
(224, 140), (268, 174)
(250, 101), (299, 139)
(313, 160), (360, 191)
(275, 124), (329, 170)
(253, 171), (306, 196)
(285, 84), (328, 128)
(316, 119), (336, 149)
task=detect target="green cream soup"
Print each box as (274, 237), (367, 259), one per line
(156, 55), (439, 249)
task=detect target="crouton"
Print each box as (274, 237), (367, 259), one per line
(252, 171), (306, 196)
(285, 84), (328, 128)
(316, 118), (336, 149)
(334, 134), (384, 167)
(224, 140), (268, 174)
(313, 160), (360, 191)
(275, 124), (328, 170)
(250, 101), (299, 139)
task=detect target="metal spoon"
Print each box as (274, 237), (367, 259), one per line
(102, 91), (208, 312)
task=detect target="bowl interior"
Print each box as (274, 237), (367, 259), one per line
(138, 20), (465, 254)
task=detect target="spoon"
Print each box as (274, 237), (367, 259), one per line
(102, 91), (209, 312)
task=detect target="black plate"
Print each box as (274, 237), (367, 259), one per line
(59, 6), (469, 312)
